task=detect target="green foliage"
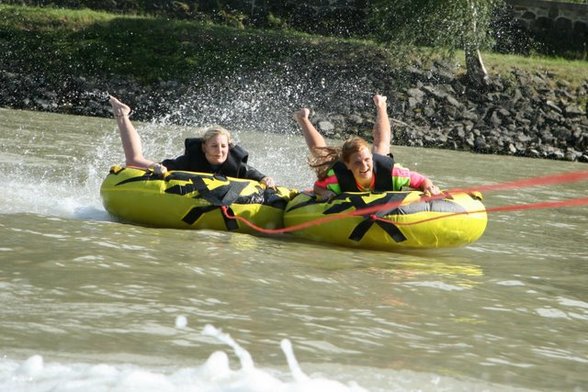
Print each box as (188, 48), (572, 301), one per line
(0, 4), (585, 88)
(267, 12), (287, 30)
(0, 4), (395, 84)
(218, 9), (247, 29)
(2, 0), (586, 58)
(367, 0), (504, 54)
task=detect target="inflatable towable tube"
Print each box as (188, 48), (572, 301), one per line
(283, 191), (487, 250)
(100, 166), (297, 233)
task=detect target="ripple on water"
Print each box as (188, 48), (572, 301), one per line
(496, 280), (526, 286)
(535, 306), (574, 319)
(403, 281), (466, 291)
(557, 296), (588, 309)
(532, 347), (588, 364)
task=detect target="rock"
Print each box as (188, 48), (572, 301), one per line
(550, 149), (566, 160)
(1, 64), (586, 163)
(564, 105), (585, 117)
(445, 95), (462, 108)
(489, 111), (502, 127)
(317, 120), (334, 133)
(512, 88), (524, 105)
(545, 100), (563, 113)
(461, 110), (479, 122)
(408, 97), (419, 109)
(348, 114), (363, 125)
(565, 148), (582, 161)
(407, 88), (425, 103)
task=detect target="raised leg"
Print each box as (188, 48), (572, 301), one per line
(109, 96), (156, 169)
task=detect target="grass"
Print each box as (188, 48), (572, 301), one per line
(481, 51), (588, 89)
(0, 4), (586, 89)
(0, 5), (396, 84)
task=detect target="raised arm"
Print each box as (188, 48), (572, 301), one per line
(371, 94), (391, 156)
(293, 108), (327, 159)
(109, 96), (158, 170)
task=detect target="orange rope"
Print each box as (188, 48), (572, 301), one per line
(449, 170), (588, 194)
(220, 205), (364, 234)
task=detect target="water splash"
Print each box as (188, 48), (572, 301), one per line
(280, 338), (309, 382)
(202, 324), (255, 371)
(151, 63), (379, 136)
(0, 324), (368, 392)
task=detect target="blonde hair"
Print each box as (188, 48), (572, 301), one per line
(202, 126), (233, 145)
(309, 136), (370, 180)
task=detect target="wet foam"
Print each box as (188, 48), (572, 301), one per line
(0, 321), (542, 392)
(0, 324), (367, 392)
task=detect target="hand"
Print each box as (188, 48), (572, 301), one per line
(292, 108), (310, 122)
(373, 94), (387, 108)
(261, 176), (275, 188)
(315, 190), (337, 202)
(152, 163), (167, 175)
(421, 178), (441, 196)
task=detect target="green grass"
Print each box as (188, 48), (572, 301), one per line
(0, 5), (116, 30)
(482, 52), (588, 89)
(0, 4), (586, 89)
(0, 5), (392, 82)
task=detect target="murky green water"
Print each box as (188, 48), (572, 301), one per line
(1, 108), (587, 391)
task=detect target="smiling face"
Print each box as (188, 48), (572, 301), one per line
(202, 134), (230, 165)
(344, 146), (373, 187)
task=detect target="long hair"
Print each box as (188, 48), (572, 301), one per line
(308, 137), (370, 180)
(308, 146), (341, 180)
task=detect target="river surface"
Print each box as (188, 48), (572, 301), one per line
(0, 107), (587, 392)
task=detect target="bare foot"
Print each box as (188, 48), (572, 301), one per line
(292, 108), (310, 123)
(109, 95), (132, 118)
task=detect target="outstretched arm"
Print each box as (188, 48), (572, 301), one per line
(372, 94), (391, 156)
(293, 108), (327, 159)
(109, 96), (159, 171)
(240, 163), (276, 188)
(393, 165), (441, 196)
(313, 183), (337, 201)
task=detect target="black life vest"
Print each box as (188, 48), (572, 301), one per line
(162, 138), (249, 178)
(332, 153), (395, 192)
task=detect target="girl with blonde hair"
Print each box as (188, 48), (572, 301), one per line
(109, 96), (275, 187)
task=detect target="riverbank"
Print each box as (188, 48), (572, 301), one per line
(1, 5), (587, 162)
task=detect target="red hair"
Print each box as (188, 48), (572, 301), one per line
(308, 136), (370, 180)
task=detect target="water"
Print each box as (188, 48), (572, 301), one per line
(1, 107), (587, 392)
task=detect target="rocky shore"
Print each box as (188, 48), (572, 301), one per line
(1, 62), (587, 163)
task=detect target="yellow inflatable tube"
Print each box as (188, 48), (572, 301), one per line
(100, 166), (296, 233)
(283, 191), (487, 250)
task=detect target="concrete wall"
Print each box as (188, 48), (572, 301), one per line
(505, 0), (587, 43)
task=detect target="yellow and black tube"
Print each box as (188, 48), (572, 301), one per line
(100, 166), (297, 233)
(283, 191), (487, 250)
